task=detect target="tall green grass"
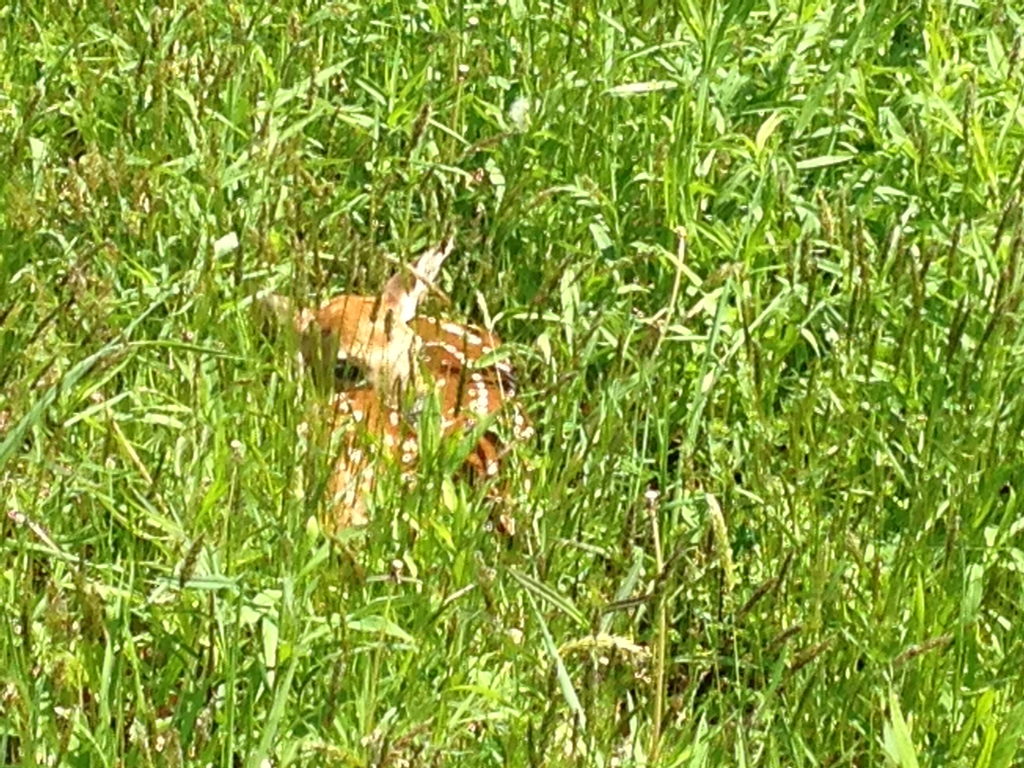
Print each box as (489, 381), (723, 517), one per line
(2, 0), (1023, 765)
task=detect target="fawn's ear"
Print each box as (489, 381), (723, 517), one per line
(257, 293), (316, 335)
(380, 238), (454, 322)
(255, 292), (326, 379)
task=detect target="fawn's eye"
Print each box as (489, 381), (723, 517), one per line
(335, 358), (368, 389)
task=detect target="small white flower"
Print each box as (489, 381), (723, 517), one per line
(509, 96), (533, 131)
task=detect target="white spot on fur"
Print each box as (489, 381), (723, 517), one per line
(441, 322), (483, 347)
(513, 409), (534, 439)
(440, 343), (466, 361)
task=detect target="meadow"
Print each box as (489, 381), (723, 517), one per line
(2, 0), (1024, 765)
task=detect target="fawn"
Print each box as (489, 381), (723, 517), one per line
(264, 239), (531, 529)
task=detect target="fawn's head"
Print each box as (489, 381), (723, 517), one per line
(263, 239), (454, 402)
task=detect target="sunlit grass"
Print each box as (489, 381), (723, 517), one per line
(2, 1), (1024, 765)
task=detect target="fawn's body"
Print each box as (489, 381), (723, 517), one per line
(271, 240), (530, 528)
